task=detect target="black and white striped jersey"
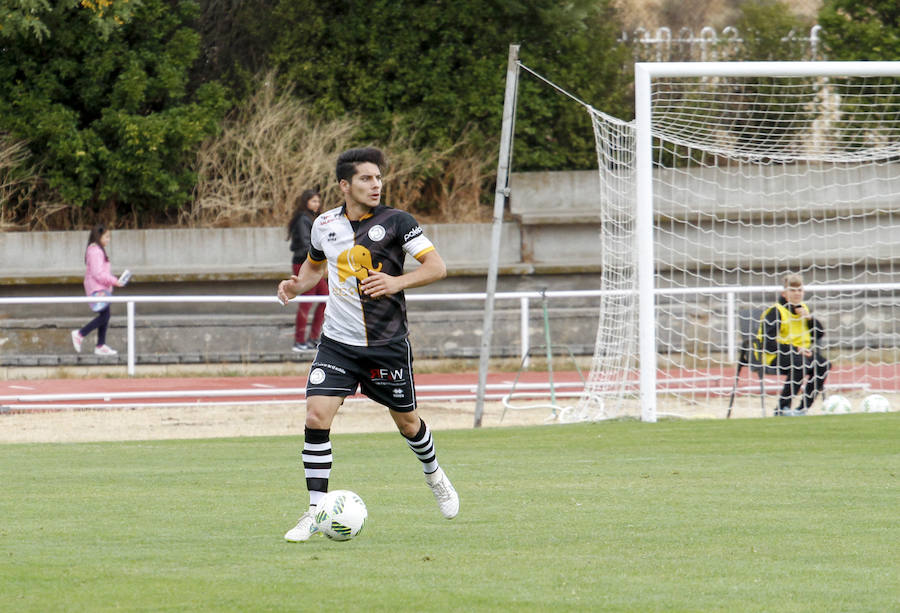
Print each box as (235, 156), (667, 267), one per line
(308, 204), (435, 347)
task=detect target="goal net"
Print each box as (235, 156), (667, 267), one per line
(573, 62), (900, 422)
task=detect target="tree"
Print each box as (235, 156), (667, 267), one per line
(0, 0), (141, 42)
(0, 0), (228, 224)
(818, 0), (900, 60)
(733, 0), (813, 61)
(261, 0), (630, 171)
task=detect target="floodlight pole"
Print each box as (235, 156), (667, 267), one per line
(474, 44), (520, 427)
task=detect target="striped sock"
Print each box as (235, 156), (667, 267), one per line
(303, 427), (332, 509)
(405, 418), (439, 475)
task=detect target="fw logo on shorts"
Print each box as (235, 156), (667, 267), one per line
(370, 368), (404, 381)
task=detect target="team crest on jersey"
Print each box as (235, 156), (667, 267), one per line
(337, 244), (383, 282)
(367, 224), (386, 242)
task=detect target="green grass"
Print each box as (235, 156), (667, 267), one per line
(1, 415), (897, 612)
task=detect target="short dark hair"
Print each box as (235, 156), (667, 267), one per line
(336, 147), (386, 183)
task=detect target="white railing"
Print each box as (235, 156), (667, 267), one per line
(2, 282), (898, 377)
(0, 290), (607, 376)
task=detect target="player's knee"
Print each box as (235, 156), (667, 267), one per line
(392, 411), (420, 438)
(305, 397), (342, 429)
(305, 413), (328, 429)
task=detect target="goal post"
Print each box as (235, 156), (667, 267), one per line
(575, 61), (900, 422)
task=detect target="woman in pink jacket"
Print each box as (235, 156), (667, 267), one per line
(71, 224), (124, 356)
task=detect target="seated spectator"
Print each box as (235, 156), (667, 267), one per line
(756, 273), (830, 415)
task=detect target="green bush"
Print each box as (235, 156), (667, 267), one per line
(818, 0), (900, 60)
(263, 0), (631, 172)
(0, 0), (228, 225)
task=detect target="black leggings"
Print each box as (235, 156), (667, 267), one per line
(775, 347), (830, 411)
(79, 306), (111, 347)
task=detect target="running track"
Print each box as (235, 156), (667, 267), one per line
(1, 364), (895, 410)
(0, 371), (588, 410)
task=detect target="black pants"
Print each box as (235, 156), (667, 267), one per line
(80, 306), (111, 347)
(775, 346), (830, 412)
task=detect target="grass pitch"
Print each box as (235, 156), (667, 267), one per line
(1, 414), (897, 612)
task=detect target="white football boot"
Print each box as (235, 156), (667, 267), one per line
(425, 467), (459, 519)
(284, 510), (319, 542)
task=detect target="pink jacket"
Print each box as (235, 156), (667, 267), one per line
(83, 243), (119, 296)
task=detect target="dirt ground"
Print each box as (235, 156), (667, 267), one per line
(2, 379), (894, 445)
(0, 399), (561, 444)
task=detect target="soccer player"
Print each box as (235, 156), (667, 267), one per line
(277, 147), (459, 541)
(756, 273), (830, 416)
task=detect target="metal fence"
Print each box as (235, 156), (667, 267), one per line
(622, 25), (823, 62)
(4, 283), (897, 376)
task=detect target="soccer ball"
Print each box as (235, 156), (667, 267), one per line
(821, 394), (851, 414)
(860, 394), (890, 413)
(314, 490), (367, 541)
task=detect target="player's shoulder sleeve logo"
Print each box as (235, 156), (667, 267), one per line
(317, 208), (342, 226)
(403, 225), (423, 242)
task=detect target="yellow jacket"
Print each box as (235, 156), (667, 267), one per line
(755, 300), (815, 365)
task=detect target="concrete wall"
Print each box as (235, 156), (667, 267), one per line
(0, 222), (526, 285)
(0, 215), (602, 364)
(6, 164), (898, 285)
(508, 165), (900, 274)
(509, 164), (900, 218)
(3, 167), (899, 365)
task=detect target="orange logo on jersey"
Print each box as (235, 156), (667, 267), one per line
(337, 245), (383, 283)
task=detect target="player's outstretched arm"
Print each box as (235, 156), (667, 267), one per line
(277, 259), (326, 305)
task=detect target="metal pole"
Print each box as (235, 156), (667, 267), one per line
(127, 301), (135, 376)
(635, 63), (658, 423)
(474, 44), (520, 427)
(541, 289), (555, 406)
(519, 296), (530, 368)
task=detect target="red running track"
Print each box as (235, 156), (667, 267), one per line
(2, 363), (896, 410)
(0, 371), (588, 410)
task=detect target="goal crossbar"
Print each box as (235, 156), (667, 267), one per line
(636, 61), (900, 79)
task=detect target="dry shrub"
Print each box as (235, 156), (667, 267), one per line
(0, 136), (41, 231)
(381, 123), (494, 224)
(4, 74), (495, 232)
(423, 135), (495, 224)
(187, 73), (494, 228)
(185, 73), (361, 227)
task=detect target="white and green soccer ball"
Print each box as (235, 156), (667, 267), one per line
(821, 394), (852, 414)
(315, 490), (367, 541)
(860, 394), (891, 413)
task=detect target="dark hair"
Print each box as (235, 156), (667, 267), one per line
(86, 224), (109, 263)
(286, 188), (321, 238)
(335, 147), (386, 184)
